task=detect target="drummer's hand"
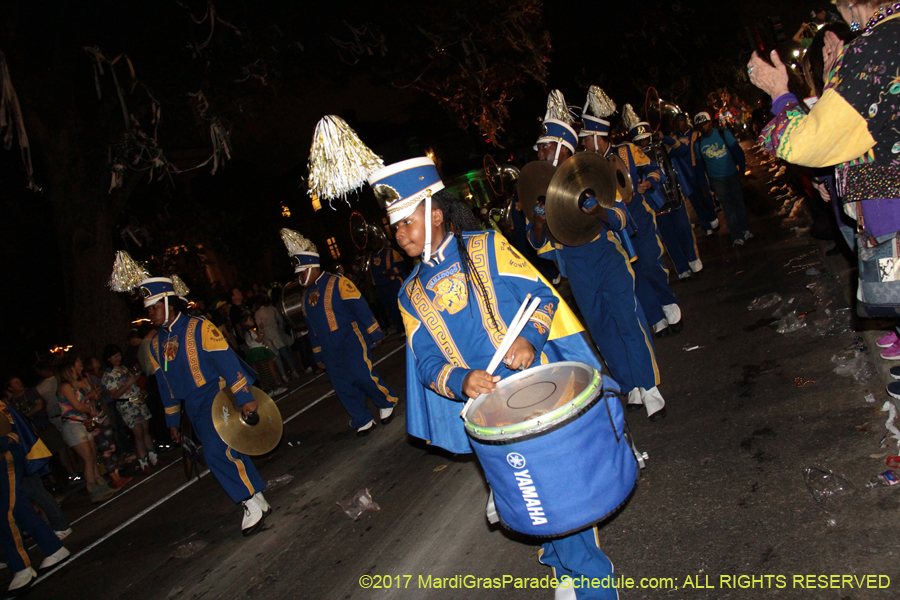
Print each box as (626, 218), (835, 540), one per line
(170, 426), (181, 444)
(532, 200), (547, 229)
(580, 195), (601, 217)
(504, 337), (535, 371)
(637, 179), (652, 194)
(463, 370), (501, 398)
(241, 401), (259, 418)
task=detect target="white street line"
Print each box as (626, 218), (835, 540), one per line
(33, 340), (406, 585)
(34, 470), (211, 586)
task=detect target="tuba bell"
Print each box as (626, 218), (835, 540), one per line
(483, 154), (519, 232)
(643, 88), (685, 215)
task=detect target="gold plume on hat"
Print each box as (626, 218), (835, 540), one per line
(108, 251), (149, 292)
(585, 86), (616, 118)
(622, 104), (641, 131)
(307, 115), (383, 205)
(544, 90), (575, 124)
(171, 275), (190, 298)
(280, 228), (317, 256)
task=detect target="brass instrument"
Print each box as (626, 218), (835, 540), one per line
(483, 154), (520, 232)
(349, 210), (388, 278)
(212, 385), (283, 456)
(644, 88), (685, 214)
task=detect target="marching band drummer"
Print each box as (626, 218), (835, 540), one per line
(530, 88), (668, 422)
(280, 230), (398, 436)
(367, 242), (410, 335)
(366, 154), (636, 600)
(107, 258), (272, 537)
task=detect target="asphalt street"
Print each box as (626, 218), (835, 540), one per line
(23, 143), (900, 600)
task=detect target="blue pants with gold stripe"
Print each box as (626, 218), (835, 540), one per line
(321, 324), (398, 430)
(656, 203), (699, 276)
(186, 384), (265, 503)
(539, 528), (618, 600)
(0, 448), (62, 572)
(563, 236), (659, 392)
(629, 200), (678, 326)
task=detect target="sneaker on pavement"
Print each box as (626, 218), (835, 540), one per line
(54, 528), (72, 540)
(733, 238), (745, 247)
(7, 567), (35, 593)
(876, 331), (899, 348)
(743, 231), (754, 241)
(379, 406), (394, 425)
(241, 496), (268, 537)
(38, 546), (70, 571)
(881, 342), (900, 360)
(891, 366), (900, 380)
(271, 387), (288, 396)
(356, 420), (375, 436)
(888, 381), (900, 400)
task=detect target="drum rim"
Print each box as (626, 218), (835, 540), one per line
(464, 361), (601, 440)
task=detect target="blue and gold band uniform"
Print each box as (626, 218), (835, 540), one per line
(303, 271), (398, 429)
(528, 200), (660, 397)
(605, 141), (679, 329)
(369, 246), (409, 332)
(0, 401), (62, 573)
(149, 313), (265, 503)
(399, 229), (632, 600)
(663, 128), (719, 232)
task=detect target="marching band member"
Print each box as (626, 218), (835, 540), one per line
(629, 123), (703, 281)
(659, 113), (720, 237)
(280, 230), (398, 436)
(531, 89), (667, 422)
(108, 254), (271, 537)
(619, 104), (684, 337)
(368, 242), (410, 334)
(366, 152), (635, 600)
(0, 400), (69, 595)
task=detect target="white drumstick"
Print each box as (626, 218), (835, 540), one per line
(486, 296), (541, 375)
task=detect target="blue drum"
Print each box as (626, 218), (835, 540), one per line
(464, 361), (637, 538)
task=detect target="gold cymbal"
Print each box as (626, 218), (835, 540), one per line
(545, 152), (619, 247)
(212, 386), (283, 456)
(517, 161), (556, 224)
(609, 154), (633, 205)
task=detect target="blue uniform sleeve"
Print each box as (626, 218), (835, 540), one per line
(199, 320), (255, 408)
(666, 136), (690, 160)
(337, 275), (384, 345)
(399, 291), (469, 401)
(149, 337), (182, 428)
(604, 201), (629, 231)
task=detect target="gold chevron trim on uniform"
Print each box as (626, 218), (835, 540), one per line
(324, 276), (338, 332)
(367, 321), (380, 334)
(186, 318), (206, 387)
(467, 233), (506, 349)
(164, 405), (180, 415)
(406, 276), (469, 369)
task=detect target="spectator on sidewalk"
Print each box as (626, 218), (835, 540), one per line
(254, 295), (302, 381)
(32, 358), (78, 482)
(102, 344), (157, 474)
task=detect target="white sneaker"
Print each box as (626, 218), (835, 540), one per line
(626, 387), (643, 412)
(271, 387), (288, 396)
(733, 238), (745, 247)
(677, 271), (692, 280)
(254, 491), (272, 515)
(743, 231), (754, 241)
(711, 218), (719, 229)
(148, 451), (158, 466)
(7, 567), (35, 592)
(38, 546), (70, 570)
(689, 259), (703, 273)
(241, 496), (267, 537)
(705, 229), (714, 237)
(641, 386), (667, 420)
(54, 528), (72, 540)
(379, 406), (394, 424)
(356, 420), (375, 436)
(652, 318), (668, 333)
(662, 303), (682, 326)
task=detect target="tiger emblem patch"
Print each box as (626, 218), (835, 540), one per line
(426, 263), (468, 314)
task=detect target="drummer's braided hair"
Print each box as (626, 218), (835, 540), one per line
(431, 190), (501, 331)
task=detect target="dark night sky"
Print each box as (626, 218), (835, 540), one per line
(0, 0), (817, 381)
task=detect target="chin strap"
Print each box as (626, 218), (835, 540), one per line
(422, 193), (433, 264)
(162, 295), (170, 371)
(552, 143), (562, 167)
(300, 269), (312, 286)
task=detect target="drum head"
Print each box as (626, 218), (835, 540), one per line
(465, 362), (601, 440)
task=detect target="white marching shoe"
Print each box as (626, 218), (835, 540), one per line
(379, 406), (394, 425)
(356, 419), (375, 437)
(38, 546), (70, 571)
(254, 491), (272, 516)
(241, 495), (269, 537)
(7, 567), (36, 595)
